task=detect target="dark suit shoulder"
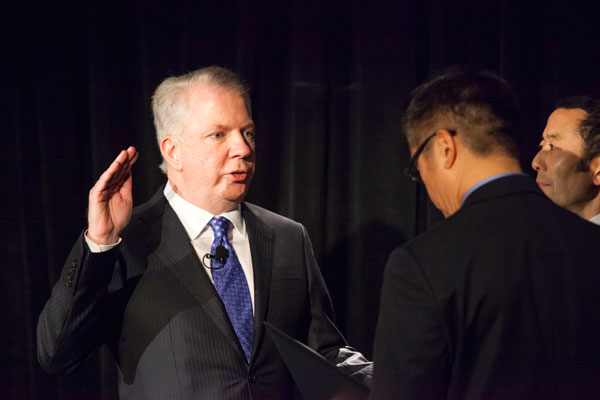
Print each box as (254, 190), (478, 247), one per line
(397, 179), (600, 289)
(407, 176), (599, 250)
(117, 186), (182, 272)
(242, 202), (303, 231)
(129, 186), (168, 224)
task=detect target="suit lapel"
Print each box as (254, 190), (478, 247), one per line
(137, 191), (242, 355)
(243, 204), (275, 362)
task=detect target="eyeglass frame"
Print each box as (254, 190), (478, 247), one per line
(403, 129), (457, 182)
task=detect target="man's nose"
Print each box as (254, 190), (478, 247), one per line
(531, 150), (545, 172)
(229, 131), (253, 158)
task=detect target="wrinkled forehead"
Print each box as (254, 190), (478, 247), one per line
(544, 108), (588, 138)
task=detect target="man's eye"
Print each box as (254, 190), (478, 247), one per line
(210, 132), (224, 139)
(244, 130), (255, 138)
(539, 142), (554, 151)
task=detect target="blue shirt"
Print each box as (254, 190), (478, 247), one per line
(461, 172), (528, 206)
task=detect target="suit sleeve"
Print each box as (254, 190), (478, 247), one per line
(370, 247), (450, 400)
(36, 232), (120, 375)
(301, 224), (373, 385)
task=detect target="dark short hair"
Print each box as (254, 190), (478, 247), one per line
(555, 96), (600, 115)
(554, 96), (600, 170)
(402, 66), (521, 158)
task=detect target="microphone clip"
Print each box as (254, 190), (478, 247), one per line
(202, 245), (229, 270)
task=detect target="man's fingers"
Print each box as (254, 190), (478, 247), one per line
(128, 150), (139, 168)
(92, 151), (125, 194)
(105, 148), (138, 195)
(110, 160), (130, 188)
(120, 170), (134, 195)
(91, 148), (137, 200)
(113, 148), (138, 186)
(126, 145), (137, 158)
(115, 147), (138, 180)
(123, 146), (138, 168)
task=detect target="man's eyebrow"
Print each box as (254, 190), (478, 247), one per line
(208, 122), (255, 130)
(543, 133), (560, 141)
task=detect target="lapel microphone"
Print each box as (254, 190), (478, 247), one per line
(202, 245), (229, 270)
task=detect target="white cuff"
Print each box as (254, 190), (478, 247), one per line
(84, 230), (122, 253)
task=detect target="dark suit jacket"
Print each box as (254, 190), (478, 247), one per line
(371, 175), (600, 400)
(37, 187), (361, 399)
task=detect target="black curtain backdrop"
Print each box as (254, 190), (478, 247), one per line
(3, 0), (600, 398)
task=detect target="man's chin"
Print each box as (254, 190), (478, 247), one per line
(222, 186), (250, 204)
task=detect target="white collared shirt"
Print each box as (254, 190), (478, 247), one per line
(589, 213), (600, 226)
(85, 182), (255, 311)
(163, 182), (255, 311)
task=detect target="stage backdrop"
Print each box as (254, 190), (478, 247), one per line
(3, 0), (600, 398)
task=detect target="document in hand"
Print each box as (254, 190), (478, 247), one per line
(263, 321), (369, 400)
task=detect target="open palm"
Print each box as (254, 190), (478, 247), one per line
(87, 146), (139, 245)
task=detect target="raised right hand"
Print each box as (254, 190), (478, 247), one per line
(87, 146), (139, 245)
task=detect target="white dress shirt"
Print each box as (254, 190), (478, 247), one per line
(85, 181), (255, 311)
(589, 213), (600, 226)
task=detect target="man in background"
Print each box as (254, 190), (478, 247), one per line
(371, 67), (600, 399)
(37, 66), (370, 399)
(532, 96), (600, 224)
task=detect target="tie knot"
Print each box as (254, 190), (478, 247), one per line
(209, 216), (231, 239)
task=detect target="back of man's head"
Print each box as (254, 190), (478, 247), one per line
(403, 66), (522, 159)
(554, 96), (600, 171)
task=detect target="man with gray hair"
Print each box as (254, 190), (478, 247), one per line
(532, 96), (600, 224)
(37, 66), (371, 399)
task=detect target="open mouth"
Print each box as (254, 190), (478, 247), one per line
(228, 171), (248, 182)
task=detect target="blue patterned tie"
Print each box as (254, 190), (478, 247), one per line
(209, 216), (254, 362)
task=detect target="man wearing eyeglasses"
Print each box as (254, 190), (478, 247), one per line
(370, 67), (600, 399)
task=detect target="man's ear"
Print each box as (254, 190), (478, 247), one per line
(160, 136), (182, 172)
(434, 129), (458, 169)
(590, 155), (600, 186)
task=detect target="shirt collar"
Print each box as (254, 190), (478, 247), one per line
(589, 213), (600, 226)
(460, 172), (528, 206)
(164, 181), (245, 240)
